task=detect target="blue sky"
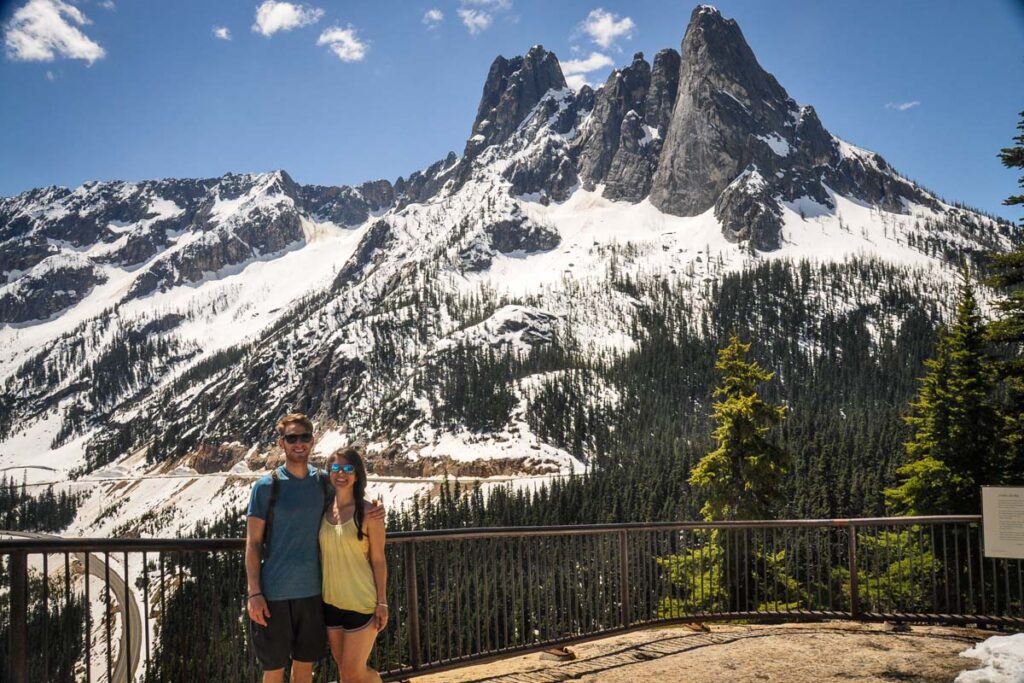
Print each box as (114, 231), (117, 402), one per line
(1, 0), (1022, 220)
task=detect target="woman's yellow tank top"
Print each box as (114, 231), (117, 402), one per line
(320, 514), (377, 613)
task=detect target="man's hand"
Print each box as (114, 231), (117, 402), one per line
(248, 594), (271, 626)
(366, 498), (386, 522)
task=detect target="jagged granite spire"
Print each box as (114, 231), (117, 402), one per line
(649, 5), (799, 216)
(602, 49), (682, 201)
(648, 4), (933, 235)
(576, 52), (651, 190)
(464, 45), (566, 159)
(645, 48), (681, 132)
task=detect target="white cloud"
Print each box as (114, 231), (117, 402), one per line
(317, 25), (367, 62)
(458, 8), (492, 35)
(561, 52), (613, 76)
(422, 8), (444, 28)
(45, 69), (55, 80)
(560, 52), (613, 91)
(565, 74), (590, 91)
(3, 0), (105, 64)
(885, 100), (920, 112)
(580, 8), (635, 49)
(213, 26), (231, 41)
(98, 0), (115, 10)
(252, 1), (324, 37)
(462, 0), (512, 8)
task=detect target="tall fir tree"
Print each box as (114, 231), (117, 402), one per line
(688, 335), (788, 521)
(886, 268), (1000, 514)
(999, 111), (1024, 208)
(986, 110), (1024, 482)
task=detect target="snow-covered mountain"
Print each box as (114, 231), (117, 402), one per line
(0, 5), (1018, 535)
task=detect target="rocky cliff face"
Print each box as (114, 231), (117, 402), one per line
(650, 5), (796, 217)
(643, 5), (936, 247)
(0, 170), (403, 317)
(464, 46), (567, 160)
(0, 255), (104, 323)
(576, 53), (651, 191)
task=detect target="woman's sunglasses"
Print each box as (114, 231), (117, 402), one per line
(330, 463), (356, 474)
(283, 433), (313, 444)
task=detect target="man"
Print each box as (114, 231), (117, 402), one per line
(245, 413), (385, 683)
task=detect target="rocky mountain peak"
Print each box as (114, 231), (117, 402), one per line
(575, 52), (652, 192)
(646, 48), (681, 131)
(648, 4), (797, 218)
(464, 45), (566, 158)
(681, 4), (789, 109)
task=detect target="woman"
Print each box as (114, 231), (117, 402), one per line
(320, 446), (388, 683)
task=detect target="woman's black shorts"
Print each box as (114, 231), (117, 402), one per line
(323, 601), (374, 631)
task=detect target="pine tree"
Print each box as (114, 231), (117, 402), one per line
(986, 110), (1024, 482)
(688, 335), (789, 521)
(886, 269), (1000, 514)
(999, 111), (1024, 208)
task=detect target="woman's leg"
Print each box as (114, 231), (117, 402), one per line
(338, 623), (381, 683)
(327, 628), (346, 679)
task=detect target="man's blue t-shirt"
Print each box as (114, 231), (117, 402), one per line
(247, 465), (331, 601)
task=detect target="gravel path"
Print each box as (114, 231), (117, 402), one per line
(408, 622), (1001, 682)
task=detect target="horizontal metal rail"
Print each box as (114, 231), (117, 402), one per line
(0, 515), (984, 552)
(2, 515), (1019, 683)
(0, 516), (987, 552)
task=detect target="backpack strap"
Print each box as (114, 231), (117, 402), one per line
(261, 468), (281, 562)
(318, 468), (333, 517)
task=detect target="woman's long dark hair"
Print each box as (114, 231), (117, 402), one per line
(332, 446), (368, 540)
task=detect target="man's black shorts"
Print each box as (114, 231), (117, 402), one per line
(250, 595), (326, 670)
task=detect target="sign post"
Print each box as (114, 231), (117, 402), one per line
(982, 486), (1024, 559)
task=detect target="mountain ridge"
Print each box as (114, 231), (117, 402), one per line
(0, 5), (1019, 535)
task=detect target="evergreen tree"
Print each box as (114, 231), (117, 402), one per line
(986, 110), (1024, 482)
(886, 269), (1000, 514)
(688, 335), (789, 521)
(999, 111), (1024, 208)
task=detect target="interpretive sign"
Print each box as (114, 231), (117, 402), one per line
(982, 486), (1024, 559)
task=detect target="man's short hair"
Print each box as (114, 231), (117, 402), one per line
(276, 412), (314, 436)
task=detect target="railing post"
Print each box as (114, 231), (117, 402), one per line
(848, 523), (860, 618)
(404, 541), (422, 670)
(618, 530), (630, 627)
(9, 550), (28, 683)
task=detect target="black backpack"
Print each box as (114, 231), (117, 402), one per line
(261, 467), (333, 561)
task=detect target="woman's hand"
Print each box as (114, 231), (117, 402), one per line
(375, 603), (389, 631)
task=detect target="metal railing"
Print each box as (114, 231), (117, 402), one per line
(1, 515), (1022, 682)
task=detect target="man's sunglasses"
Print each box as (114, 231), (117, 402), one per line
(330, 463), (356, 474)
(283, 433), (313, 444)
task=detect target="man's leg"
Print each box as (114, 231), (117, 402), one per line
(251, 600), (291, 683)
(291, 596), (327, 683)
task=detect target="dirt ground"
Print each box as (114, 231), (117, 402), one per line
(406, 621), (1001, 682)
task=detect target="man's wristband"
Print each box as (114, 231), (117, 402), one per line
(247, 592), (263, 600)
(377, 602), (388, 607)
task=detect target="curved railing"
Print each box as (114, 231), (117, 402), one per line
(2, 516), (1021, 682)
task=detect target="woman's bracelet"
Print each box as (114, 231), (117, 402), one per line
(247, 592), (263, 600)
(377, 602), (389, 607)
